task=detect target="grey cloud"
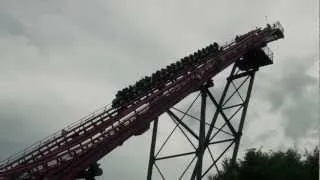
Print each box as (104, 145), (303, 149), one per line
(260, 57), (318, 139)
(266, 60), (315, 110)
(283, 94), (318, 139)
(0, 11), (25, 36)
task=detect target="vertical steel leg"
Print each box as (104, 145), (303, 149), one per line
(147, 118), (159, 180)
(191, 64), (237, 180)
(231, 72), (256, 166)
(196, 89), (207, 180)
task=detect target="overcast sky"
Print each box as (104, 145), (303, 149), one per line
(0, 0), (318, 179)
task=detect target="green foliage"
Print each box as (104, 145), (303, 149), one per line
(209, 147), (319, 180)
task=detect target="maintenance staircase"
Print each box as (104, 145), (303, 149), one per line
(0, 22), (284, 180)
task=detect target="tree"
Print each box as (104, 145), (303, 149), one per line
(209, 147), (319, 180)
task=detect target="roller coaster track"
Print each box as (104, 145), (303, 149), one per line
(0, 22), (284, 180)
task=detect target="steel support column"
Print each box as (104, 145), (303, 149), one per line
(147, 118), (159, 180)
(231, 71), (256, 166)
(195, 89), (207, 180)
(201, 66), (258, 178)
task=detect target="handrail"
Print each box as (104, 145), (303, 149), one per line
(0, 103), (113, 166)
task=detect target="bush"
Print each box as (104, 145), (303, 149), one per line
(209, 147), (319, 180)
